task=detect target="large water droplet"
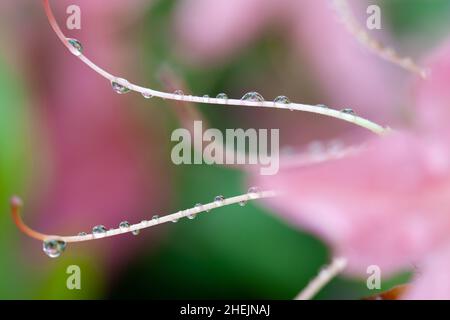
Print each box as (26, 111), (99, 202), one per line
(43, 239), (67, 258)
(92, 225), (107, 238)
(242, 92), (264, 102)
(214, 195), (225, 204)
(274, 96), (290, 105)
(216, 93), (228, 100)
(67, 38), (83, 56)
(119, 221), (130, 230)
(111, 78), (131, 94)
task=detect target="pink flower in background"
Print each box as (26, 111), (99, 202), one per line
(254, 40), (450, 299)
(6, 0), (170, 264)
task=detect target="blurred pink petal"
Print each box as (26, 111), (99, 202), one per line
(253, 40), (450, 298)
(174, 0), (280, 64)
(15, 0), (170, 264)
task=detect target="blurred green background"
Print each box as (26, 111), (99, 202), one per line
(1, 0), (449, 299)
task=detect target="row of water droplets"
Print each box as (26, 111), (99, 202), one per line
(66, 38), (357, 116)
(43, 188), (261, 258)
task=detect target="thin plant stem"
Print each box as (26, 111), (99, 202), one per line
(41, 0), (388, 136)
(295, 257), (348, 300)
(11, 191), (278, 243)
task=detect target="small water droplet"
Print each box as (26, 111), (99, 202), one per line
(187, 213), (197, 220)
(67, 38), (83, 56)
(239, 200), (247, 207)
(119, 221), (130, 230)
(216, 93), (228, 100)
(142, 91), (153, 99)
(43, 239), (67, 258)
(341, 108), (356, 115)
(174, 90), (184, 97)
(132, 229), (140, 236)
(111, 78), (131, 94)
(152, 215), (159, 223)
(317, 104), (329, 109)
(248, 187), (260, 194)
(171, 217), (179, 223)
(274, 95), (290, 105)
(214, 195), (225, 204)
(92, 225), (107, 238)
(78, 232), (87, 236)
(242, 92), (264, 102)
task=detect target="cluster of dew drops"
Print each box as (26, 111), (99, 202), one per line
(42, 188), (261, 258)
(66, 38), (357, 116)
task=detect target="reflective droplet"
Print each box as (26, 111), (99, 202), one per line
(174, 90), (184, 97)
(92, 225), (107, 238)
(43, 239), (67, 258)
(152, 215), (159, 223)
(214, 195), (225, 204)
(119, 221), (130, 230)
(274, 95), (290, 105)
(239, 200), (247, 207)
(78, 232), (87, 236)
(242, 92), (264, 102)
(67, 38), (83, 56)
(317, 104), (329, 109)
(111, 78), (131, 94)
(132, 229), (140, 236)
(248, 187), (260, 194)
(171, 217), (179, 223)
(142, 91), (153, 99)
(341, 108), (356, 115)
(187, 213), (197, 220)
(216, 93), (228, 100)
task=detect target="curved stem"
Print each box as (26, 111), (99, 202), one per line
(41, 0), (388, 136)
(11, 190), (278, 243)
(295, 257), (348, 300)
(330, 0), (427, 79)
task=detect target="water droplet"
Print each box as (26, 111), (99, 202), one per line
(174, 90), (184, 97)
(216, 93), (228, 100)
(67, 38), (83, 56)
(142, 91), (153, 99)
(239, 200), (247, 207)
(274, 95), (290, 105)
(92, 225), (107, 238)
(248, 187), (260, 194)
(152, 215), (159, 223)
(78, 232), (87, 236)
(214, 195), (225, 204)
(242, 92), (264, 102)
(111, 78), (131, 94)
(341, 108), (356, 115)
(187, 213), (197, 220)
(171, 217), (179, 223)
(132, 229), (140, 236)
(119, 221), (130, 230)
(43, 239), (67, 258)
(317, 104), (329, 109)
